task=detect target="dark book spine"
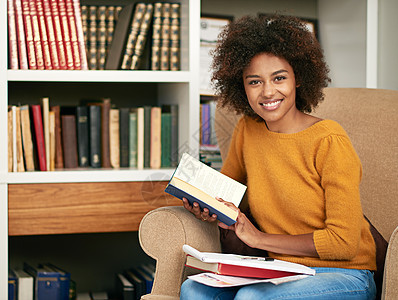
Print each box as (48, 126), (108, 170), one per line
(101, 99), (111, 168)
(61, 115), (78, 168)
(76, 106), (89, 167)
(50, 105), (64, 168)
(170, 105), (178, 167)
(89, 105), (101, 168)
(119, 108), (130, 168)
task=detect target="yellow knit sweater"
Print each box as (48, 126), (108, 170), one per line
(221, 116), (376, 270)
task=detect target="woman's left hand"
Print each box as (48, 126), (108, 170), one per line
(216, 197), (261, 248)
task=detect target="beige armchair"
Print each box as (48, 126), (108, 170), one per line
(138, 88), (398, 299)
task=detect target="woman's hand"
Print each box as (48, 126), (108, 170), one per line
(182, 197), (218, 223)
(216, 197), (262, 248)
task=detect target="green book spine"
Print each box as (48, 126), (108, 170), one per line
(161, 112), (171, 167)
(129, 110), (138, 168)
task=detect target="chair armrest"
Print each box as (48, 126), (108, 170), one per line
(139, 206), (222, 299)
(382, 225), (398, 300)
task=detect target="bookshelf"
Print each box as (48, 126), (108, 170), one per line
(1, 0), (200, 297)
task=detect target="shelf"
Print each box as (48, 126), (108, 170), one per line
(2, 168), (175, 184)
(8, 181), (181, 236)
(7, 69), (192, 83)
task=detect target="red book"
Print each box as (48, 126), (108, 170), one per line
(71, 0), (88, 70)
(57, 0), (75, 69)
(64, 0), (81, 69)
(14, 0), (28, 69)
(7, 0), (19, 69)
(49, 0), (67, 69)
(31, 105), (47, 171)
(183, 245), (315, 279)
(21, 0), (37, 69)
(41, 0), (60, 69)
(35, 0), (53, 69)
(28, 0), (45, 69)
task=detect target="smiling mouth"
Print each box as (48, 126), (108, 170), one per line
(260, 99), (283, 109)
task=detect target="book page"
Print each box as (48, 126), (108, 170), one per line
(174, 153), (246, 206)
(188, 273), (309, 288)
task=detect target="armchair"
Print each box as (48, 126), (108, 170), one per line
(139, 88), (398, 299)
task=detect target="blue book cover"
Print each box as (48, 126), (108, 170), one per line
(24, 263), (61, 300)
(8, 270), (17, 300)
(42, 264), (71, 300)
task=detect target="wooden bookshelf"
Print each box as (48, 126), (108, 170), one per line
(8, 181), (180, 236)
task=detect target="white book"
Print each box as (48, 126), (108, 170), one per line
(13, 269), (33, 300)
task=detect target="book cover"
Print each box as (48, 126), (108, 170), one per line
(105, 3), (135, 70)
(65, 0), (82, 69)
(41, 97), (51, 171)
(8, 0), (19, 69)
(61, 114), (78, 169)
(160, 3), (171, 71)
(121, 3), (147, 69)
(115, 273), (135, 300)
(109, 108), (120, 168)
(21, 0), (37, 69)
(13, 269), (34, 300)
(71, 0), (88, 69)
(161, 104), (179, 167)
(88, 105), (101, 168)
(130, 4), (154, 70)
(119, 107), (130, 167)
(50, 105), (64, 168)
(169, 3), (180, 71)
(35, 0), (53, 69)
(8, 108), (13, 172)
(29, 0), (45, 70)
(31, 104), (47, 171)
(101, 98), (112, 168)
(76, 106), (89, 167)
(42, 264), (70, 300)
(150, 106), (161, 169)
(49, 0), (67, 69)
(57, 0), (75, 69)
(201, 103), (211, 145)
(8, 270), (17, 300)
(128, 267), (153, 295)
(136, 107), (144, 169)
(20, 105), (35, 171)
(183, 245), (316, 278)
(105, 6), (116, 58)
(96, 6), (107, 70)
(24, 263), (62, 300)
(14, 0), (29, 69)
(49, 111), (55, 170)
(87, 5), (97, 69)
(42, 0), (60, 69)
(165, 153), (247, 226)
(124, 269), (145, 300)
(143, 106), (151, 168)
(129, 109), (138, 168)
(150, 3), (162, 70)
(161, 111), (171, 167)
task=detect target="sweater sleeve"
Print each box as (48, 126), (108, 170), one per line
(313, 133), (364, 260)
(221, 117), (247, 184)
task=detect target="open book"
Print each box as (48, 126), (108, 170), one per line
(164, 153), (247, 225)
(183, 245), (315, 278)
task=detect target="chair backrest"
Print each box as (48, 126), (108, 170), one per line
(214, 87), (398, 241)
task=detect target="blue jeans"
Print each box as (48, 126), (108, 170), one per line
(180, 267), (376, 299)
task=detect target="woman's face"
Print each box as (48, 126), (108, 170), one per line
(243, 52), (299, 132)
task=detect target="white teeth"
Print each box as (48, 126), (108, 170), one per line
(261, 100), (281, 107)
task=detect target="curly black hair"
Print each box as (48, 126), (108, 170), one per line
(211, 14), (330, 117)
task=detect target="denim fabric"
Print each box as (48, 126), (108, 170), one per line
(180, 267), (376, 300)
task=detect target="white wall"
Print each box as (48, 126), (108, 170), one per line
(318, 0), (367, 88)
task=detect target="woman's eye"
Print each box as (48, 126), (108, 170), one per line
(249, 80), (261, 85)
(274, 76), (286, 82)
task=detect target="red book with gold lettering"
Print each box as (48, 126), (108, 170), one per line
(31, 105), (47, 171)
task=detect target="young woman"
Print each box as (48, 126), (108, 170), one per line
(181, 14), (376, 299)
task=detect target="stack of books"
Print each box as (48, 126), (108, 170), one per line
(8, 98), (179, 172)
(115, 263), (155, 300)
(7, 0), (88, 70)
(9, 263), (74, 300)
(105, 2), (181, 71)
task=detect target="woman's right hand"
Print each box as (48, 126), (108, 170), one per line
(182, 197), (218, 223)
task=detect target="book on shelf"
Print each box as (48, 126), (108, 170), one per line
(143, 106), (151, 168)
(109, 108), (120, 168)
(72, 0), (88, 69)
(150, 3), (162, 70)
(24, 263), (62, 300)
(8, 270), (17, 300)
(57, 0), (75, 70)
(21, 0), (37, 69)
(29, 0), (45, 70)
(96, 6), (107, 70)
(50, 0), (68, 70)
(50, 105), (64, 168)
(101, 98), (112, 168)
(43, 0), (61, 69)
(41, 97), (51, 171)
(13, 268), (34, 300)
(61, 114), (78, 169)
(12, 106), (25, 172)
(165, 152), (247, 226)
(41, 263), (71, 300)
(8, 108), (13, 172)
(88, 105), (102, 168)
(65, 0), (83, 70)
(183, 244), (316, 279)
(31, 104), (47, 171)
(129, 109), (138, 168)
(36, 0), (53, 69)
(160, 3), (171, 71)
(150, 106), (161, 169)
(76, 106), (89, 167)
(119, 107), (130, 167)
(136, 107), (144, 169)
(14, 0), (29, 69)
(169, 3), (181, 71)
(8, 0), (19, 69)
(161, 110), (171, 167)
(116, 273), (135, 300)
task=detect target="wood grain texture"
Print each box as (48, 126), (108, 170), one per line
(8, 181), (180, 236)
